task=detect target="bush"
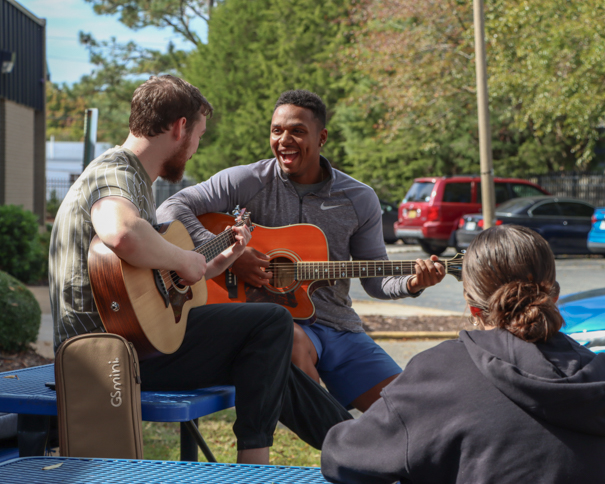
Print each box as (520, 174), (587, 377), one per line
(0, 205), (46, 284)
(46, 190), (61, 220)
(0, 271), (41, 352)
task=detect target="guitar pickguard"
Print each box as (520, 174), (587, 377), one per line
(167, 286), (193, 324)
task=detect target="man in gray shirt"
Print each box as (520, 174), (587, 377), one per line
(158, 90), (445, 411)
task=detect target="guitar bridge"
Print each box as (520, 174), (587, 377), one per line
(225, 270), (238, 299)
(153, 269), (170, 308)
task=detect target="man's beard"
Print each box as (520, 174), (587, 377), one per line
(159, 137), (190, 183)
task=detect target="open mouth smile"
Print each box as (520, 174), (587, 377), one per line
(279, 150), (299, 164)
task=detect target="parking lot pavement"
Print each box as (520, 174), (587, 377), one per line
(376, 339), (446, 369)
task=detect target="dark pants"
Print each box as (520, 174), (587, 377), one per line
(139, 303), (351, 450)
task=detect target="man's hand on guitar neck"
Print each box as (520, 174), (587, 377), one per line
(229, 247), (273, 288)
(406, 255), (446, 294)
(205, 222), (253, 280)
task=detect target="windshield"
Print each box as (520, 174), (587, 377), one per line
(403, 182), (435, 203)
(495, 197), (535, 214)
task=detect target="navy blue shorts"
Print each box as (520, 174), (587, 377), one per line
(301, 323), (402, 407)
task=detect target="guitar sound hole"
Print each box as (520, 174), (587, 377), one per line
(269, 257), (296, 289)
(170, 271), (187, 290)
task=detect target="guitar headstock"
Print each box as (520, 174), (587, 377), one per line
(233, 208), (252, 230)
(443, 253), (464, 282)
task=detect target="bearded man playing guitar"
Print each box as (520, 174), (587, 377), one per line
(157, 89), (446, 412)
(49, 77), (351, 464)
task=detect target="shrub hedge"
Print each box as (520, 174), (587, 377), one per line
(0, 271), (41, 352)
(0, 205), (47, 284)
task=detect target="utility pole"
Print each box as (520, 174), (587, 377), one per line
(473, 0), (495, 229)
(82, 108), (98, 170)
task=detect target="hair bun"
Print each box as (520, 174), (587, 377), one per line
(487, 280), (563, 342)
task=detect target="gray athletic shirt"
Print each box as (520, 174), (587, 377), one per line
(157, 157), (420, 333)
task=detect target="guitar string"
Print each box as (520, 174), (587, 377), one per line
(158, 222), (460, 287)
(158, 219), (248, 288)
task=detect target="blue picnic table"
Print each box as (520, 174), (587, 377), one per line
(0, 456), (330, 483)
(0, 365), (236, 461)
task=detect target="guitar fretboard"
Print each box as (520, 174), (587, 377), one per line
(195, 226), (238, 262)
(296, 260), (419, 280)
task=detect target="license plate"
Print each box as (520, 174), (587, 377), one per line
(600, 220), (605, 229)
(466, 221), (477, 231)
(408, 210), (417, 219)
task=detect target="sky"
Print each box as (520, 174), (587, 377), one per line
(18, 0), (207, 85)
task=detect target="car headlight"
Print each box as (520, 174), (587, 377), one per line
(567, 330), (605, 352)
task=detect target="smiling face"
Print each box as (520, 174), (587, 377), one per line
(270, 104), (328, 184)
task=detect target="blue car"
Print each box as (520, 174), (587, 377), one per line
(588, 207), (605, 254)
(455, 196), (595, 255)
(559, 288), (605, 354)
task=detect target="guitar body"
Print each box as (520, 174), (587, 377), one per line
(200, 213), (330, 321)
(88, 220), (208, 359)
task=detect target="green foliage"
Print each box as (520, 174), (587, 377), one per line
(47, 34), (186, 145)
(46, 190), (62, 220)
(0, 206), (46, 284)
(335, 0), (605, 201)
(143, 409), (321, 466)
(0, 271), (41, 352)
(183, 0), (353, 181)
(487, 0), (605, 168)
(84, 0), (214, 46)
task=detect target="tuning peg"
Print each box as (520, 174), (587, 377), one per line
(231, 205), (241, 216)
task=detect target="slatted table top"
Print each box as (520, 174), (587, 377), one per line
(0, 457), (328, 483)
(0, 365), (235, 422)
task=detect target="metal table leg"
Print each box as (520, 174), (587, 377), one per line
(180, 419), (216, 462)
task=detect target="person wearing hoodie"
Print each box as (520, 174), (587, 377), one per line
(321, 224), (605, 484)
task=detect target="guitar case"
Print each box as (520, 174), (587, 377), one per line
(54, 333), (143, 459)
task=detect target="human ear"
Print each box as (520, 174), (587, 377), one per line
(172, 117), (188, 141)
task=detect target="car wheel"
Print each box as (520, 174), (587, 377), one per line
(418, 240), (447, 256)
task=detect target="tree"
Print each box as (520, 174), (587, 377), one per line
(47, 34), (186, 145)
(84, 0), (217, 46)
(182, 0), (353, 181)
(334, 0), (605, 200)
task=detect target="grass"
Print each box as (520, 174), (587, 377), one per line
(142, 408), (322, 467)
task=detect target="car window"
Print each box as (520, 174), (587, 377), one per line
(495, 197), (535, 214)
(558, 202), (594, 217)
(511, 184), (545, 198)
(380, 201), (395, 212)
(443, 182), (472, 203)
(403, 182), (435, 203)
(476, 182), (509, 204)
(531, 202), (561, 216)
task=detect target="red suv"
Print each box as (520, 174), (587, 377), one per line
(394, 176), (550, 255)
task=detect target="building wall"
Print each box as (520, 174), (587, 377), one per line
(2, 98), (34, 211)
(0, 0), (46, 222)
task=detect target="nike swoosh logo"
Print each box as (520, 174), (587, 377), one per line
(321, 202), (344, 210)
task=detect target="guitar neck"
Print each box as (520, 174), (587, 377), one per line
(296, 260), (418, 281)
(194, 228), (238, 263)
(294, 255), (463, 282)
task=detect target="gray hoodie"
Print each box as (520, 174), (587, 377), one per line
(321, 329), (605, 483)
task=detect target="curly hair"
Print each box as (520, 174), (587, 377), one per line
(274, 90), (326, 128)
(129, 75), (213, 137)
(462, 225), (563, 342)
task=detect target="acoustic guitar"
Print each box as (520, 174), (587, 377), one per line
(199, 213), (463, 322)
(88, 212), (251, 359)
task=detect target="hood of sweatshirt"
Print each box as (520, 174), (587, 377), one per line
(460, 329), (605, 437)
